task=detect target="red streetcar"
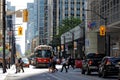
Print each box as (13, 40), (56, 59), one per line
(33, 45), (53, 68)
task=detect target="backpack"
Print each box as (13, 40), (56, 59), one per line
(18, 58), (24, 64)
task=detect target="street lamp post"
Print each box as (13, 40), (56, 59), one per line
(85, 9), (110, 56)
(63, 36), (66, 57)
(69, 31), (75, 58)
(72, 32), (74, 58)
(2, 0), (6, 73)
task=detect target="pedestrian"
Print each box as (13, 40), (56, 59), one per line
(52, 55), (58, 72)
(0, 62), (2, 68)
(60, 57), (68, 73)
(48, 57), (53, 73)
(18, 58), (24, 73)
(67, 56), (75, 69)
(14, 54), (19, 73)
(7, 49), (11, 69)
(6, 57), (10, 69)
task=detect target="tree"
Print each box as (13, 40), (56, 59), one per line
(59, 17), (81, 36)
(53, 17), (82, 48)
(25, 50), (31, 56)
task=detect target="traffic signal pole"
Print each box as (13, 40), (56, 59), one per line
(6, 9), (27, 65)
(105, 18), (110, 56)
(2, 0), (7, 73)
(85, 9), (110, 56)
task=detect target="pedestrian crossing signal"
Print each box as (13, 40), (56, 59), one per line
(99, 25), (106, 36)
(18, 26), (23, 36)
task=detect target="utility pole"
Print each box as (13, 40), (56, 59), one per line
(2, 0), (6, 73)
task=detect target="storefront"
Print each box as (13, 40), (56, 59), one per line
(61, 25), (84, 59)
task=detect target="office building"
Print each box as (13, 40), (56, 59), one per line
(86, 0), (120, 56)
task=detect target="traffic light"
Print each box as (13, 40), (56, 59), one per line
(18, 26), (23, 35)
(23, 9), (28, 22)
(99, 25), (106, 36)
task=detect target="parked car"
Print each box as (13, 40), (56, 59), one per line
(98, 56), (120, 78)
(81, 53), (105, 75)
(22, 58), (30, 68)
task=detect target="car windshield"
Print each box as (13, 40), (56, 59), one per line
(110, 58), (120, 64)
(86, 53), (105, 59)
(35, 50), (51, 58)
(22, 58), (29, 64)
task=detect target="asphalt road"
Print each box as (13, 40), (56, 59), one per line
(5, 65), (118, 80)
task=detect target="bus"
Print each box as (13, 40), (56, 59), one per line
(33, 45), (53, 67)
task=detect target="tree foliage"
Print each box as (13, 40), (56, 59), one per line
(53, 17), (82, 47)
(58, 17), (81, 36)
(25, 50), (31, 56)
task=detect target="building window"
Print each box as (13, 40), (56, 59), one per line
(76, 14), (80, 16)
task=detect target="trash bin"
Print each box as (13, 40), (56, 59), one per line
(75, 59), (82, 68)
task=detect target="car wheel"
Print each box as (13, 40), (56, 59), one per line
(98, 67), (102, 77)
(86, 68), (91, 75)
(98, 70), (102, 77)
(81, 68), (85, 74)
(101, 70), (106, 78)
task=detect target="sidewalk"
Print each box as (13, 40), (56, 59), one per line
(0, 65), (14, 80)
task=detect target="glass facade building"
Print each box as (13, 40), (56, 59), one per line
(26, 3), (35, 51)
(86, 0), (120, 56)
(34, 0), (53, 45)
(27, 3), (34, 43)
(52, 0), (86, 37)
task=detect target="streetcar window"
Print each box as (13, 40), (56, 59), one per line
(45, 50), (51, 57)
(35, 50), (51, 58)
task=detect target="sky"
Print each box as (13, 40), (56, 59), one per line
(7, 0), (34, 10)
(7, 0), (34, 54)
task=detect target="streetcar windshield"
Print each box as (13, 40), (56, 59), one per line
(35, 50), (51, 58)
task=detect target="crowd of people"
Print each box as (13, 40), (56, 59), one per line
(48, 55), (75, 73)
(0, 54), (25, 74)
(60, 56), (75, 73)
(15, 55), (24, 73)
(1, 53), (75, 74)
